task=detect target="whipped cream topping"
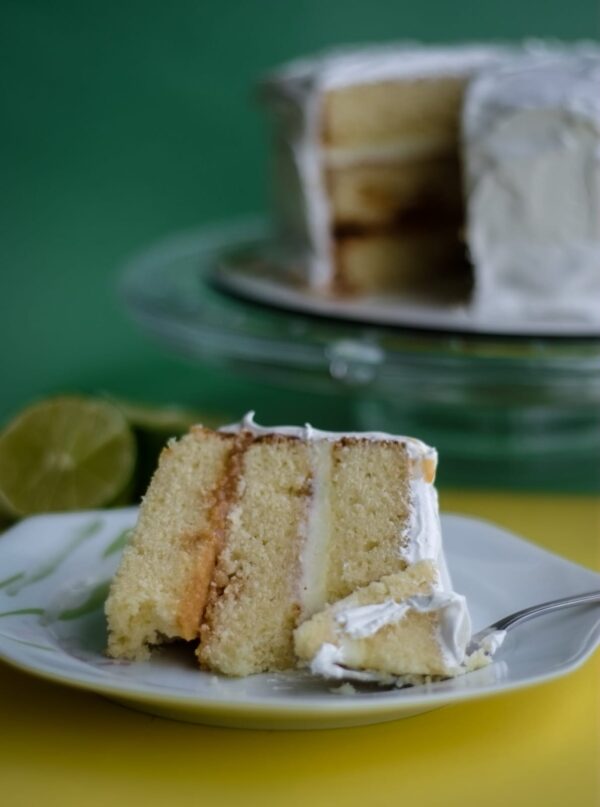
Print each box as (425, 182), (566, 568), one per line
(310, 642), (391, 683)
(222, 411), (437, 467)
(336, 599), (412, 637)
(400, 478), (450, 590)
(265, 43), (509, 96)
(464, 49), (600, 324)
(333, 590), (471, 669)
(308, 590), (473, 683)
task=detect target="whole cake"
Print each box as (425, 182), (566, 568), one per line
(262, 44), (507, 297)
(106, 414), (484, 679)
(261, 41), (600, 328)
(463, 49), (600, 324)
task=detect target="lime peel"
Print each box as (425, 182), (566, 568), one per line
(0, 397), (136, 517)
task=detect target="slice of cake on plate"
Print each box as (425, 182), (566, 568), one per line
(107, 413), (475, 677)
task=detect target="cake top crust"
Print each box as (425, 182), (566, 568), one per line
(219, 411), (437, 467)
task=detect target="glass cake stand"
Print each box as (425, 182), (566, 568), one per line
(120, 219), (600, 492)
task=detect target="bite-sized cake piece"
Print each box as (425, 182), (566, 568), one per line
(294, 560), (472, 680)
(262, 44), (507, 297)
(106, 413), (450, 676)
(463, 49), (600, 325)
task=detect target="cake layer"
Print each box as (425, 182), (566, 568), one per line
(326, 153), (462, 228)
(322, 76), (467, 151)
(325, 438), (412, 601)
(294, 560), (472, 679)
(105, 428), (236, 660)
(333, 229), (470, 297)
(198, 435), (312, 676)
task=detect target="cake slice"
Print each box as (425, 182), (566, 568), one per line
(197, 433), (313, 674)
(105, 414), (455, 676)
(294, 560), (471, 680)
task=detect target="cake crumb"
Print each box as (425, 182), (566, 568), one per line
(330, 682), (358, 696)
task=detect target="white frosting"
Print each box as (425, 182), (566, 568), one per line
(262, 43), (508, 288)
(336, 598), (412, 637)
(307, 598), (509, 683)
(308, 589), (473, 682)
(265, 43), (509, 95)
(323, 136), (460, 168)
(335, 591), (471, 669)
(479, 629), (507, 656)
(464, 50), (600, 324)
(400, 478), (448, 584)
(222, 411), (436, 463)
(310, 642), (394, 683)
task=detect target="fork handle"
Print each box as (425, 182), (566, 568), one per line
(490, 589), (600, 634)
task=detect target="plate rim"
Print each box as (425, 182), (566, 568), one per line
(1, 644), (598, 721)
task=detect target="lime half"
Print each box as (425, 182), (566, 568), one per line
(0, 397), (136, 517)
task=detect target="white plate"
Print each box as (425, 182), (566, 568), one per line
(217, 240), (600, 337)
(0, 509), (599, 730)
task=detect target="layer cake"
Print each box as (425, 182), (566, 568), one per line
(106, 414), (471, 678)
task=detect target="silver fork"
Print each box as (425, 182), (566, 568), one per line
(468, 589), (600, 655)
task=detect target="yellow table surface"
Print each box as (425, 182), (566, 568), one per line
(1, 490), (599, 807)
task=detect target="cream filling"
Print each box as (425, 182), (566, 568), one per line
(292, 90), (332, 288)
(298, 439), (333, 619)
(323, 136), (455, 168)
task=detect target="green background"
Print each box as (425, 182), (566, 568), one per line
(1, 0), (598, 428)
